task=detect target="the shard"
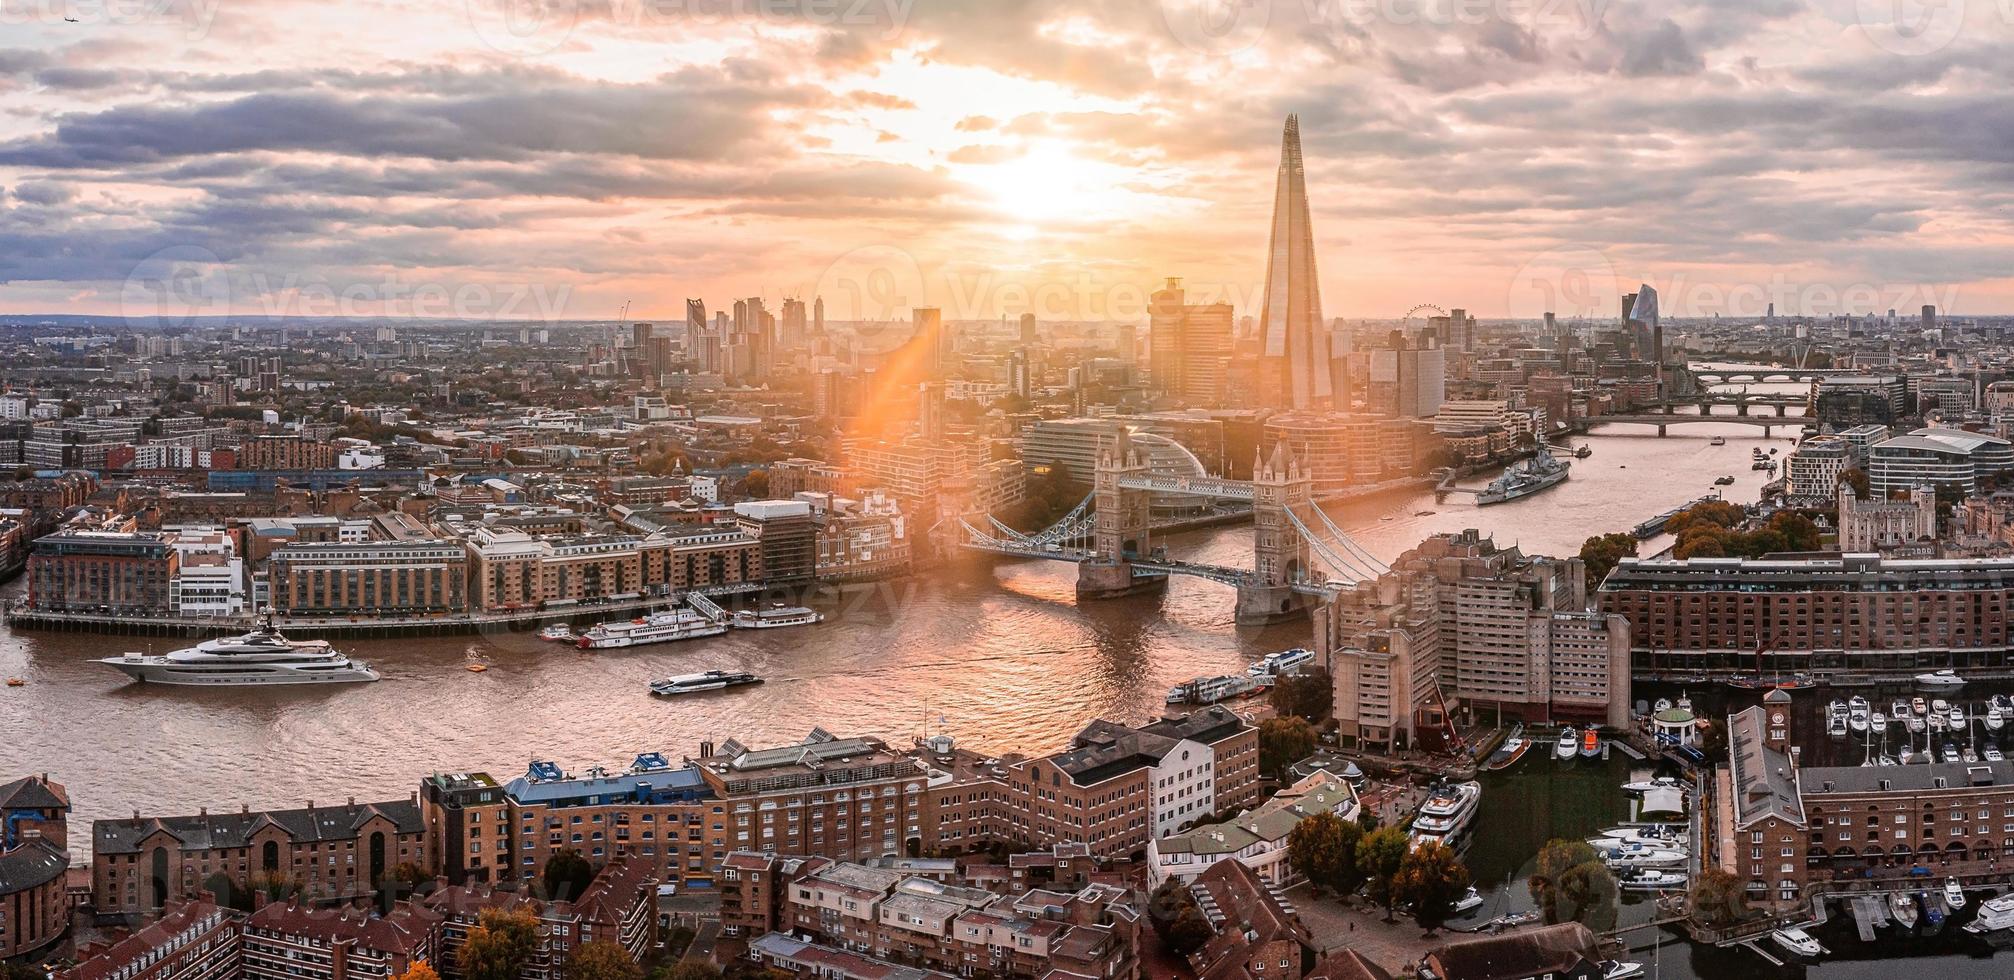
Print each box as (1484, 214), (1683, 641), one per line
(1255, 114), (1334, 410)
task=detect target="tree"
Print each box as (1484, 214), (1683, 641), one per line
(1258, 716), (1317, 780)
(1838, 467), (1870, 501)
(1356, 826), (1412, 920)
(566, 941), (642, 980)
(1528, 839), (1614, 926)
(461, 907), (541, 980)
(1578, 533), (1638, 588)
(386, 860), (431, 892)
(652, 965), (722, 980)
(1286, 811), (1362, 895)
(202, 871), (249, 911)
(395, 961), (442, 980)
(1147, 879), (1214, 958)
(740, 469), (771, 499)
(1395, 840), (1472, 935)
(1267, 669), (1333, 723)
(1689, 867), (1750, 927)
(1663, 500), (1746, 537)
(542, 847), (596, 901)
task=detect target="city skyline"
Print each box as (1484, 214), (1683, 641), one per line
(2, 2), (2011, 320)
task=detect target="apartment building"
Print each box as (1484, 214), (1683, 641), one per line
(691, 731), (932, 865)
(422, 858), (657, 980)
(92, 798), (426, 916)
(1148, 772), (1358, 889)
(25, 530), (178, 615)
(240, 900), (440, 980)
(59, 900), (239, 980)
(1599, 553), (2014, 670)
(267, 541), (469, 616)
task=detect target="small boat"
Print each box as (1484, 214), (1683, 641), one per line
(1621, 776), (1684, 795)
(1893, 699), (1911, 720)
(1827, 713), (1848, 738)
(1909, 714), (1927, 734)
(1945, 878), (1967, 910)
(1988, 704), (2006, 732)
(650, 670), (763, 696)
(1964, 894), (2014, 934)
(1618, 869), (1688, 891)
(1486, 735), (1531, 771)
(1917, 669), (1966, 688)
(1893, 891), (1920, 928)
(1949, 706), (1966, 728)
(1963, 746), (1980, 763)
(465, 663), (489, 673)
(1986, 745), (2005, 762)
(1920, 892), (1944, 927)
(1452, 886), (1484, 915)
(1771, 927), (1824, 958)
(1602, 962), (1645, 980)
(4, 678), (22, 687)
(1714, 475), (1735, 485)
(1942, 744), (1963, 764)
(1653, 697), (1672, 712)
(1710, 436), (1727, 446)
(1849, 696), (1870, 733)
(1574, 445), (1592, 458)
(1899, 744), (1916, 764)
(1912, 697), (1928, 715)
(1877, 754), (1897, 766)
(1872, 710), (1886, 729)
(1595, 825), (1683, 842)
(1581, 729), (1601, 758)
(1929, 712), (1947, 732)
(1557, 728), (1580, 761)
(538, 624), (575, 643)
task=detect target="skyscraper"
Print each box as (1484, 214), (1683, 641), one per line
(1148, 277), (1234, 405)
(781, 298), (808, 352)
(1253, 114), (1334, 410)
(1019, 312), (1037, 347)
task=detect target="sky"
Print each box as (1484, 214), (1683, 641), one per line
(2, 0), (2012, 324)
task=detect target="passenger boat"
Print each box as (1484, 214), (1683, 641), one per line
(1892, 891), (1919, 928)
(97, 616), (378, 686)
(1964, 894), (2014, 934)
(1410, 781), (1483, 850)
(1485, 734), (1531, 771)
(1556, 728), (1580, 761)
(1848, 697), (1870, 733)
(577, 608), (728, 649)
(1168, 673), (1262, 706)
(1916, 669), (1966, 688)
(1945, 878), (1967, 910)
(1618, 869), (1688, 891)
(1247, 647), (1316, 679)
(649, 670), (763, 696)
(731, 604), (822, 629)
(1771, 927), (1824, 958)
(1580, 729), (1601, 758)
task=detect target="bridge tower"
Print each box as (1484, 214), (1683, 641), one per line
(1076, 427), (1166, 599)
(1236, 441), (1314, 625)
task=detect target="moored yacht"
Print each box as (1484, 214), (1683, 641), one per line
(98, 617), (378, 686)
(1945, 878), (1967, 910)
(1556, 728), (1580, 761)
(1964, 894), (2014, 934)
(1848, 697), (1870, 733)
(1411, 781), (1483, 849)
(1580, 729), (1601, 758)
(1917, 669), (1966, 688)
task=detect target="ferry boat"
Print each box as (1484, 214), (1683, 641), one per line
(538, 624), (576, 643)
(1247, 647), (1316, 679)
(1475, 451), (1570, 506)
(1485, 734), (1531, 771)
(1555, 728), (1580, 761)
(730, 604), (822, 629)
(649, 670), (763, 696)
(97, 617), (378, 686)
(1916, 669), (1966, 688)
(577, 608), (729, 649)
(1580, 729), (1601, 758)
(1964, 894), (2014, 934)
(1166, 673), (1260, 706)
(1410, 781), (1482, 849)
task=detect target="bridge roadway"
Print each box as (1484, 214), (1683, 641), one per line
(958, 539), (1344, 598)
(1587, 414), (1794, 434)
(1687, 364), (1858, 383)
(1114, 473), (1256, 499)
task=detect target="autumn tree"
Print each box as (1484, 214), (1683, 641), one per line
(1395, 840), (1472, 935)
(1838, 467), (1871, 501)
(1577, 532), (1638, 588)
(1528, 839), (1614, 926)
(1286, 811), (1363, 895)
(1147, 879), (1214, 957)
(566, 940), (642, 980)
(1258, 716), (1317, 780)
(652, 964), (722, 980)
(542, 847), (596, 902)
(461, 907), (541, 980)
(394, 960), (442, 980)
(1689, 867), (1750, 927)
(1267, 668), (1333, 723)
(1356, 826), (1412, 921)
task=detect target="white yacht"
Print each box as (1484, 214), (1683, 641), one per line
(1555, 728), (1580, 761)
(1987, 746), (2005, 763)
(1771, 927), (1824, 957)
(1603, 846), (1689, 870)
(1964, 894), (2014, 934)
(577, 608), (728, 649)
(1411, 781), (1483, 849)
(1451, 886), (1484, 915)
(1247, 647), (1316, 679)
(730, 604), (822, 629)
(1945, 878), (1967, 909)
(1917, 669), (1966, 688)
(1848, 697), (1870, 733)
(1618, 869), (1688, 891)
(1602, 961), (1645, 980)
(98, 619), (378, 686)
(649, 670), (762, 696)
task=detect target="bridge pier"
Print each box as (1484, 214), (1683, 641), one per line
(1076, 560), (1166, 600)
(1737, 403), (1749, 416)
(1235, 583), (1310, 625)
(1657, 424), (1667, 437)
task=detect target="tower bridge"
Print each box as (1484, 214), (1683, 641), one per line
(957, 429), (1387, 624)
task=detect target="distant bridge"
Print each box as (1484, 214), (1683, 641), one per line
(1688, 363), (1859, 384)
(958, 432), (1387, 623)
(1589, 415), (1798, 436)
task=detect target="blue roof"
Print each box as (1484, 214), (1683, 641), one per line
(505, 762), (711, 806)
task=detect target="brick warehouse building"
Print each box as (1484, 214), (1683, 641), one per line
(0, 775), (72, 959)
(26, 530), (178, 615)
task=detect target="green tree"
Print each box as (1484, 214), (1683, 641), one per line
(1356, 826), (1412, 921)
(1689, 867), (1750, 927)
(542, 847), (596, 901)
(1147, 879), (1214, 957)
(1267, 668), (1333, 723)
(1528, 839), (1614, 926)
(566, 940), (642, 980)
(1395, 840), (1472, 935)
(461, 907), (541, 980)
(1286, 811), (1363, 895)
(1258, 716), (1317, 780)
(1578, 532), (1638, 588)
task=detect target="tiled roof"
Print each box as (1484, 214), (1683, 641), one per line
(0, 838), (68, 894)
(62, 902), (236, 980)
(0, 775), (68, 811)
(95, 799), (422, 855)
(1727, 706), (1806, 830)
(1423, 922), (1600, 980)
(246, 899), (441, 956)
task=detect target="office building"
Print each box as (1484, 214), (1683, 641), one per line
(1252, 115), (1336, 410)
(1147, 278), (1234, 405)
(1868, 427), (2014, 496)
(1367, 343), (1446, 418)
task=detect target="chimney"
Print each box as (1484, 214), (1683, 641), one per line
(243, 803), (250, 814)
(347, 796), (356, 807)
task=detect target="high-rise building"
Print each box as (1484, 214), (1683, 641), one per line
(812, 295), (825, 336)
(912, 307), (947, 376)
(1008, 349), (1032, 399)
(1922, 304), (1937, 330)
(1253, 115), (1335, 410)
(1019, 312), (1036, 346)
(1367, 341), (1445, 418)
(1147, 278), (1234, 405)
(780, 298), (808, 352)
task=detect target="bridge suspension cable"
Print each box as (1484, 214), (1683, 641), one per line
(1304, 503), (1390, 575)
(1282, 504), (1379, 583)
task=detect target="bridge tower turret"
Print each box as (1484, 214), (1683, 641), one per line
(1237, 441), (1314, 624)
(1077, 427), (1168, 599)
